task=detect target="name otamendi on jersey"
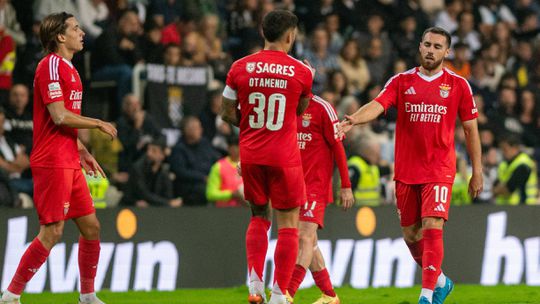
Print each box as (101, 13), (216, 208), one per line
(246, 62), (294, 89)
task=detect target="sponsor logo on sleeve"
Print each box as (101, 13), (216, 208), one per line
(48, 82), (62, 99)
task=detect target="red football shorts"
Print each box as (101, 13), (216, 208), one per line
(299, 198), (328, 229)
(395, 181), (453, 227)
(32, 167), (95, 225)
(241, 163), (306, 210)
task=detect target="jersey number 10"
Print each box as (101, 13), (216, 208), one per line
(248, 92), (286, 131)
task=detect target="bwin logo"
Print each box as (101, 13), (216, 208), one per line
(1, 213), (179, 293)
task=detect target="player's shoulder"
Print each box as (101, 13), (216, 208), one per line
(311, 95), (338, 121)
(36, 53), (73, 79)
(444, 68), (473, 93)
(286, 54), (314, 75)
(384, 67), (416, 86)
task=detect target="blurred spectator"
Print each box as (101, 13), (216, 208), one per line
(434, 0), (463, 34)
(164, 43), (181, 66)
(76, 0), (110, 41)
(85, 166), (110, 208)
(445, 42), (471, 79)
(479, 42), (505, 91)
(206, 136), (245, 207)
(33, 0), (78, 22)
(355, 13), (393, 66)
(0, 29), (14, 105)
(169, 116), (219, 206)
(507, 39), (534, 88)
(199, 13), (230, 81)
(391, 15), (420, 68)
(516, 89), (540, 147)
(493, 135), (538, 205)
(337, 39), (370, 94)
(148, 0), (182, 27)
(478, 0), (517, 32)
(140, 19), (164, 63)
(478, 145), (499, 203)
(0, 107), (31, 196)
(324, 13), (343, 55)
(116, 94), (161, 173)
(491, 21), (513, 65)
(366, 37), (390, 85)
(0, 0), (26, 46)
(199, 88), (233, 152)
(326, 69), (352, 102)
(301, 0), (336, 34)
(122, 136), (182, 207)
(451, 11), (481, 57)
(489, 87), (522, 137)
(395, 0), (430, 37)
(303, 26), (339, 94)
(347, 135), (390, 206)
(160, 12), (197, 46)
(4, 84), (32, 151)
(227, 0), (262, 59)
(181, 31), (207, 66)
(13, 21), (41, 88)
(92, 10), (142, 106)
(473, 93), (490, 127)
(514, 8), (540, 41)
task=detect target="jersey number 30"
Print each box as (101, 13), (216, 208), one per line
(248, 92), (286, 131)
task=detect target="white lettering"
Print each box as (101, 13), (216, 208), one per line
(134, 242), (179, 291)
(255, 62), (295, 77)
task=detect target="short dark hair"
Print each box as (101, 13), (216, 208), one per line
(39, 12), (74, 53)
(422, 27), (452, 47)
(262, 10), (298, 42)
(499, 133), (521, 147)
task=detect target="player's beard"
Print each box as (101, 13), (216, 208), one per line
(420, 56), (444, 71)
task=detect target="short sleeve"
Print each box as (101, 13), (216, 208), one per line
(458, 78), (478, 122)
(225, 61), (238, 91)
(36, 56), (64, 105)
(314, 97), (340, 145)
(374, 74), (399, 110)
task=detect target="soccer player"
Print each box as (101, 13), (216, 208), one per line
(0, 12), (117, 304)
(221, 10), (314, 304)
(288, 95), (354, 304)
(338, 27), (483, 304)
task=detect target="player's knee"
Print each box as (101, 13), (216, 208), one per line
(299, 232), (315, 248)
(402, 228), (421, 243)
(422, 217), (444, 229)
(41, 222), (65, 245)
(81, 220), (101, 240)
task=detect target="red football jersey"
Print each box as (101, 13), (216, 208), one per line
(225, 50), (313, 166)
(297, 95), (341, 202)
(375, 67), (478, 184)
(31, 53), (83, 169)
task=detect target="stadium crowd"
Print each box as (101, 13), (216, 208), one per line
(0, 0), (538, 208)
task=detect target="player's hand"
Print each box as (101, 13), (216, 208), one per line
(468, 172), (483, 199)
(97, 120), (117, 140)
(337, 116), (354, 139)
(340, 187), (354, 210)
(80, 149), (107, 178)
(169, 198), (183, 208)
(236, 163), (242, 176)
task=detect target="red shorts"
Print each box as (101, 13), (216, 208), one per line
(242, 163), (306, 210)
(299, 198), (328, 229)
(395, 181), (453, 227)
(32, 167), (95, 225)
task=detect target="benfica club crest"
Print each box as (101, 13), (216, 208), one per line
(439, 84), (451, 98)
(302, 113), (311, 127)
(246, 62), (255, 73)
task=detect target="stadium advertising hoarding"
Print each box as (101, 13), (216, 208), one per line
(0, 206), (538, 292)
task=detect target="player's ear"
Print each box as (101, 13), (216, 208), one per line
(444, 47), (450, 58)
(57, 32), (66, 44)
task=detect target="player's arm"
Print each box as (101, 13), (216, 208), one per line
(332, 142), (354, 210)
(220, 94), (240, 127)
(46, 101), (117, 139)
(296, 96), (310, 115)
(462, 118), (483, 198)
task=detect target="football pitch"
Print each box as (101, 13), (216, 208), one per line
(20, 285), (540, 303)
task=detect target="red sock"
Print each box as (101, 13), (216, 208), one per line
(288, 264), (306, 298)
(8, 238), (50, 295)
(406, 238), (424, 267)
(422, 229), (444, 290)
(78, 237), (101, 294)
(312, 268), (336, 297)
(246, 217), (271, 281)
(273, 228), (298, 294)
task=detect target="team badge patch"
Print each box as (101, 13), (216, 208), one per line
(246, 62), (255, 73)
(302, 113), (311, 127)
(439, 84), (451, 98)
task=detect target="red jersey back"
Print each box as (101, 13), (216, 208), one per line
(225, 50), (313, 167)
(31, 53), (83, 169)
(375, 67), (478, 184)
(297, 95), (341, 202)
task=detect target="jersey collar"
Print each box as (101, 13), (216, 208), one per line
(416, 67), (444, 82)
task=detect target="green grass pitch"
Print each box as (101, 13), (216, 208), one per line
(20, 285), (540, 303)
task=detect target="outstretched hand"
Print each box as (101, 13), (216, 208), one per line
(98, 120), (117, 140)
(337, 115), (355, 139)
